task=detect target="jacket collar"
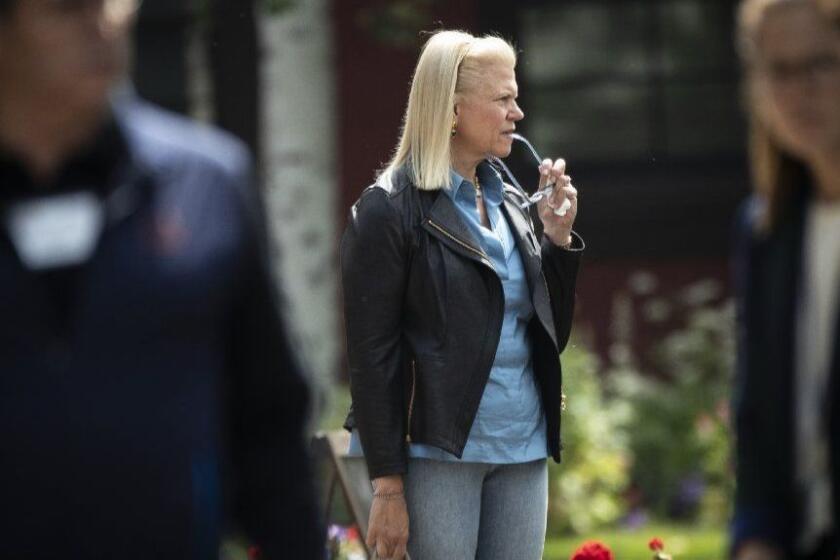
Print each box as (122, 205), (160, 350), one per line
(446, 162), (505, 208)
(425, 186), (486, 259)
(398, 160), (521, 257)
(390, 163), (486, 258)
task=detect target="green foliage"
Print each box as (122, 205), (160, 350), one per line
(319, 384), (353, 432)
(549, 295), (735, 534)
(609, 301), (735, 525)
(662, 304), (735, 526)
(548, 343), (632, 535)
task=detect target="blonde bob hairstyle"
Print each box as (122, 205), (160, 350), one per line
(378, 30), (517, 191)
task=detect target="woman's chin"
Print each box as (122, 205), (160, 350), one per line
(491, 144), (513, 159)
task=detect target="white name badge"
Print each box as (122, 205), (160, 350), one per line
(5, 192), (104, 270)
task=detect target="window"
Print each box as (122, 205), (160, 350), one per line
(519, 0), (744, 163)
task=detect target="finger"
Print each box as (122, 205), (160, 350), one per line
(377, 541), (391, 560)
(564, 191), (578, 215)
(547, 171), (567, 192)
(552, 157), (566, 177)
(545, 182), (572, 215)
(538, 158), (553, 190)
(386, 538), (400, 559)
(548, 182), (567, 208)
(544, 169), (568, 203)
(393, 542), (408, 560)
(549, 187), (575, 216)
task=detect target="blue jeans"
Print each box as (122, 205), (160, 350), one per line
(404, 458), (548, 560)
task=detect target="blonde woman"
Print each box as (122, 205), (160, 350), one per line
(732, 1), (840, 559)
(340, 30), (583, 559)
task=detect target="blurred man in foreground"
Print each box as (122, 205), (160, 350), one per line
(0, 0), (322, 557)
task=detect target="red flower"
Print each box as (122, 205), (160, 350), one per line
(571, 541), (614, 560)
(649, 537), (664, 551)
(247, 545), (262, 560)
(346, 525), (360, 541)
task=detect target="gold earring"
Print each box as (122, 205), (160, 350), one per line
(451, 119), (457, 137)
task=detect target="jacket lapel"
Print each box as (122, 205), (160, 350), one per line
(759, 204), (805, 378)
(501, 197), (539, 288)
(422, 189), (494, 270)
(501, 195), (558, 348)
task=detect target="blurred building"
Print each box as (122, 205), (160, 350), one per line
(133, 0), (748, 379)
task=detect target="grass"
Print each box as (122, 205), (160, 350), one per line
(543, 524), (726, 560)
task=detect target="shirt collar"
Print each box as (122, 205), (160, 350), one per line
(445, 160), (504, 207)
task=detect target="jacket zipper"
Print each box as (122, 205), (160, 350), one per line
(426, 219), (495, 271)
(427, 218), (506, 450)
(406, 360), (417, 443)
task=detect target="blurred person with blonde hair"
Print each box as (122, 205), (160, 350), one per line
(732, 0), (840, 558)
(341, 29), (584, 560)
(0, 0), (321, 557)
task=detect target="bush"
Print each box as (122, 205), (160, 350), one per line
(549, 342), (632, 535)
(609, 301), (734, 525)
(551, 295), (735, 534)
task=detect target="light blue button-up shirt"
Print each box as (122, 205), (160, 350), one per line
(349, 162), (547, 464)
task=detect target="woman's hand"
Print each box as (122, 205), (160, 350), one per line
(366, 475), (409, 560)
(536, 158), (578, 247)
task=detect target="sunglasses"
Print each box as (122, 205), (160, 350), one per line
(491, 133), (572, 216)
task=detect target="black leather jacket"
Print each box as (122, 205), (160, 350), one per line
(341, 163), (583, 479)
